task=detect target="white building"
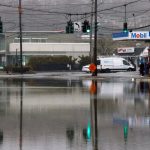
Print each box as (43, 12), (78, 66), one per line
(4, 31), (90, 66)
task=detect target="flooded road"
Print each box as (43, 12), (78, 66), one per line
(0, 77), (150, 150)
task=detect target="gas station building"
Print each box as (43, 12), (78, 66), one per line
(112, 31), (150, 70)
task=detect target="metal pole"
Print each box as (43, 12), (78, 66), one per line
(19, 0), (23, 74)
(92, 0), (97, 76)
(124, 4), (127, 23)
(133, 13), (136, 28)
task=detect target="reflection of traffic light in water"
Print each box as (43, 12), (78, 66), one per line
(123, 125), (128, 142)
(0, 130), (3, 144)
(87, 120), (91, 139)
(83, 120), (91, 141)
(66, 128), (74, 141)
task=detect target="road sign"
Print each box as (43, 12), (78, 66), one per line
(74, 22), (82, 32)
(89, 63), (96, 72)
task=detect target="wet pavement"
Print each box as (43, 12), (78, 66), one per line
(0, 71), (149, 150)
(0, 70), (148, 80)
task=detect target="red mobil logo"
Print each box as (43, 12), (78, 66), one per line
(131, 32), (147, 39)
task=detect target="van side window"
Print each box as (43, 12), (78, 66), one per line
(103, 60), (113, 64)
(123, 60), (130, 66)
(97, 60), (101, 65)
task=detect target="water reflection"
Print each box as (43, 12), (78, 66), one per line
(19, 80), (23, 150)
(83, 79), (150, 114)
(0, 130), (3, 144)
(66, 128), (74, 141)
(83, 78), (150, 149)
(0, 78), (150, 150)
(90, 80), (98, 150)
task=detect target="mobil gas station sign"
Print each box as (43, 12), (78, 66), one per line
(112, 31), (150, 40)
(129, 31), (150, 39)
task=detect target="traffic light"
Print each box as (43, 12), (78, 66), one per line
(123, 22), (128, 32)
(66, 128), (74, 141)
(0, 18), (3, 33)
(82, 20), (90, 33)
(66, 20), (74, 34)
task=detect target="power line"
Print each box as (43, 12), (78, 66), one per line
(0, 0), (142, 16)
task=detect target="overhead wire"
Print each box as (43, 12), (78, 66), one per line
(0, 0), (149, 33)
(0, 0), (143, 16)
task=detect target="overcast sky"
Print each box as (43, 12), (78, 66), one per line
(0, 0), (150, 35)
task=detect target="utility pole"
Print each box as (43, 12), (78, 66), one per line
(90, 0), (94, 62)
(92, 0), (97, 76)
(16, 49), (18, 66)
(19, 0), (23, 74)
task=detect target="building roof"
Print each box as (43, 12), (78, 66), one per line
(5, 32), (90, 44)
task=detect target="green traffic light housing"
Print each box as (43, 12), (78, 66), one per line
(82, 20), (90, 33)
(123, 22), (128, 32)
(66, 20), (74, 34)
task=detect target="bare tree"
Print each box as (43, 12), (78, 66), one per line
(97, 37), (115, 56)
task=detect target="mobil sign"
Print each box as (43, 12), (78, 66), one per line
(129, 31), (150, 39)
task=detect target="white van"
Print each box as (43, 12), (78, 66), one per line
(82, 57), (136, 73)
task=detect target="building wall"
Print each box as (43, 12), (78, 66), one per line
(8, 42), (90, 65)
(5, 32), (90, 66)
(9, 43), (90, 54)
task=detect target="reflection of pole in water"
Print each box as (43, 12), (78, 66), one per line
(19, 80), (23, 150)
(0, 130), (3, 145)
(90, 80), (98, 150)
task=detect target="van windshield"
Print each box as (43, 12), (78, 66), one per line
(97, 60), (101, 65)
(123, 60), (130, 66)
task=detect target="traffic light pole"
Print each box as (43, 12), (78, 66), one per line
(19, 0), (23, 74)
(92, 0), (97, 76)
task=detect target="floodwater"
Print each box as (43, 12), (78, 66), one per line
(0, 77), (150, 150)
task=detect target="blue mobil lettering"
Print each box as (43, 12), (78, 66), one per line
(131, 33), (147, 39)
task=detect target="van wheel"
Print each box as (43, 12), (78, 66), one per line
(105, 69), (110, 73)
(127, 68), (132, 71)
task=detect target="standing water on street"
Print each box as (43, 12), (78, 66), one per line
(0, 77), (149, 150)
